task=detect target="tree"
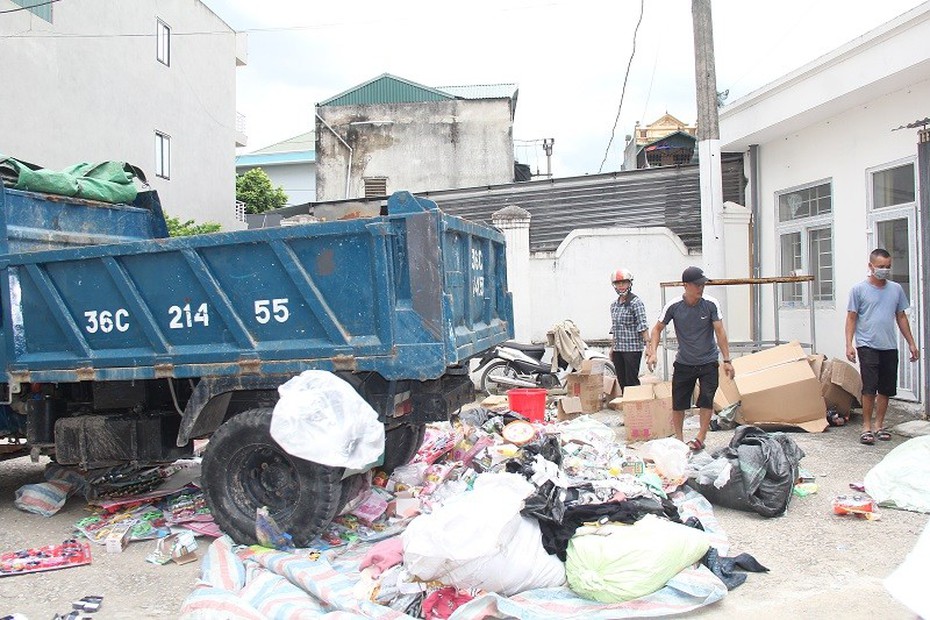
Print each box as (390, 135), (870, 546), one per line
(236, 167), (288, 214)
(165, 214), (221, 237)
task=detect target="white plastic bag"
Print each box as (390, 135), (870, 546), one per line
(402, 472), (565, 595)
(884, 520), (930, 617)
(269, 370), (385, 469)
(864, 435), (930, 513)
(640, 437), (690, 482)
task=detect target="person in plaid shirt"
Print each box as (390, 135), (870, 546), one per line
(609, 268), (651, 390)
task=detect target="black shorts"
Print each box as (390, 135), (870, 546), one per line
(857, 347), (898, 397)
(672, 361), (719, 411)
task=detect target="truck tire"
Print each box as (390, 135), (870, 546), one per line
(201, 407), (344, 546)
(480, 360), (519, 396)
(381, 423), (426, 473)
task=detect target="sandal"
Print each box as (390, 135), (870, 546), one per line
(876, 428), (892, 441)
(859, 431), (875, 445)
(827, 411), (847, 427)
(687, 438), (706, 452)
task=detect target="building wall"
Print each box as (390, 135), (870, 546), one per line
(0, 0), (242, 229)
(236, 162), (316, 206)
(315, 99), (514, 201)
(743, 78), (930, 361)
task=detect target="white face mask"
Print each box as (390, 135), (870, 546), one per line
(873, 267), (892, 280)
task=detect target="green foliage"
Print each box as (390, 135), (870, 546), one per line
(165, 214), (222, 237)
(236, 167), (288, 214)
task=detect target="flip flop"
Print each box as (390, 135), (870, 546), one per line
(859, 431), (875, 445)
(687, 438), (706, 452)
(875, 428), (892, 441)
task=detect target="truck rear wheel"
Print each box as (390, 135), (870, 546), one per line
(381, 423), (426, 472)
(201, 407), (344, 546)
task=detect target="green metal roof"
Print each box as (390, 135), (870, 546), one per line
(319, 74), (455, 107)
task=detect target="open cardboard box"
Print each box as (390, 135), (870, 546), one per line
(731, 341), (827, 432)
(821, 358), (863, 415)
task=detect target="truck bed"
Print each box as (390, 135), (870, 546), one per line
(0, 191), (512, 383)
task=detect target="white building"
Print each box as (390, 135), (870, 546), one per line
(236, 132), (316, 207)
(0, 0), (247, 230)
(719, 2), (930, 403)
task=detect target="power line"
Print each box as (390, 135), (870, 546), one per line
(598, 0), (645, 174)
(0, 0), (62, 14)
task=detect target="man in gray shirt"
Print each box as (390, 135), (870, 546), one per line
(846, 248), (919, 445)
(646, 266), (733, 451)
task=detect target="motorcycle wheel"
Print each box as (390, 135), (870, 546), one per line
(605, 361), (617, 378)
(479, 360), (520, 396)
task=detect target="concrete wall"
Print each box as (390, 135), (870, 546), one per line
(0, 0), (242, 229)
(315, 99), (514, 201)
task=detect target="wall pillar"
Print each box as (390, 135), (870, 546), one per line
(492, 205), (532, 342)
(722, 201), (752, 342)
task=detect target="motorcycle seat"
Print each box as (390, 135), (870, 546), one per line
(501, 341), (547, 355)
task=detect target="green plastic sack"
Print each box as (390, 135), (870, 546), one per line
(0, 156), (143, 204)
(565, 514), (710, 603)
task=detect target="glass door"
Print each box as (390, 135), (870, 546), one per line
(868, 160), (919, 401)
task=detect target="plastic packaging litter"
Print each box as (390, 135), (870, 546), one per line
(270, 370), (384, 469)
(831, 494), (879, 520)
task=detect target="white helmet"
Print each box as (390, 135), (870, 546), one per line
(611, 268), (634, 283)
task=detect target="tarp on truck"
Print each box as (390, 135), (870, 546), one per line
(0, 156), (145, 204)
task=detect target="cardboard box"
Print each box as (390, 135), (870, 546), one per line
(557, 396), (585, 420)
(565, 372), (605, 413)
(808, 354), (826, 380)
(713, 365), (740, 412)
(821, 358), (862, 415)
(579, 358), (608, 374)
(622, 381), (674, 442)
(105, 524), (131, 554)
(732, 342), (826, 432)
(604, 376), (620, 400)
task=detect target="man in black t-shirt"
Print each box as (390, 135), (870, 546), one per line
(645, 266), (734, 451)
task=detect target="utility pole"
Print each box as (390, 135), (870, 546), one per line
(692, 0), (727, 306)
(917, 121), (930, 419)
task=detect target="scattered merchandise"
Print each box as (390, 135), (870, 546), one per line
(701, 549), (768, 590)
(832, 494), (879, 520)
(255, 506), (294, 551)
(792, 483), (818, 497)
(146, 532), (199, 565)
(71, 595), (103, 613)
(0, 539), (92, 577)
(863, 435), (930, 513)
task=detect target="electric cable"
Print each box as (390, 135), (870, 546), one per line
(598, 0), (645, 173)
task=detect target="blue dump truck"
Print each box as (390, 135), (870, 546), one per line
(0, 184), (512, 544)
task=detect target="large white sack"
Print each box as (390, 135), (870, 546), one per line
(270, 370), (385, 469)
(402, 472), (565, 595)
(884, 520), (930, 617)
(864, 435), (930, 513)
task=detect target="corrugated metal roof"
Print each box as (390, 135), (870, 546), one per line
(417, 166), (702, 252)
(319, 74), (454, 107)
(268, 166), (703, 253)
(434, 84), (518, 100)
(249, 131), (316, 155)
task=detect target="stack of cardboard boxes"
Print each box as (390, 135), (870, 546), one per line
(556, 341), (863, 442)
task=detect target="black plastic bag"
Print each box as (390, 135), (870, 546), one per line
(688, 425), (804, 518)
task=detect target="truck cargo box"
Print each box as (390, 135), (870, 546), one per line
(0, 190), (512, 383)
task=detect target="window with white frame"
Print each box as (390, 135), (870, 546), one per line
(157, 19), (171, 66)
(154, 131), (170, 179)
(776, 181), (834, 304)
(872, 163), (915, 209)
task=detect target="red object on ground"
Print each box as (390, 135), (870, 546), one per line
(507, 388), (547, 422)
(0, 539), (92, 577)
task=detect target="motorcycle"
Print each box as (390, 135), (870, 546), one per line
(474, 339), (615, 396)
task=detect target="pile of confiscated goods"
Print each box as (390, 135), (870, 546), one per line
(179, 402), (781, 619)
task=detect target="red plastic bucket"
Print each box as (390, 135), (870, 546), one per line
(507, 388), (548, 423)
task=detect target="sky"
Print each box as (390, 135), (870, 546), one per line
(203, 0), (926, 177)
